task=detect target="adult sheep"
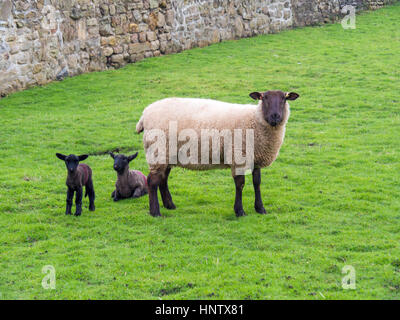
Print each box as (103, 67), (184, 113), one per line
(136, 90), (299, 217)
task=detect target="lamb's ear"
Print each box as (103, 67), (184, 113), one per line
(78, 154), (89, 161)
(249, 92), (262, 100)
(285, 92), (300, 101)
(56, 153), (66, 161)
(128, 152), (138, 162)
(110, 152), (115, 159)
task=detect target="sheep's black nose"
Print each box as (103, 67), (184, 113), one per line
(269, 113), (281, 126)
(268, 113), (282, 127)
(271, 113), (280, 121)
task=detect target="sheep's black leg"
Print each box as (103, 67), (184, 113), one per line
(147, 172), (162, 217)
(66, 187), (74, 215)
(87, 180), (95, 211)
(111, 190), (116, 198)
(233, 175), (246, 217)
(159, 167), (176, 210)
(75, 187), (83, 216)
(252, 168), (267, 214)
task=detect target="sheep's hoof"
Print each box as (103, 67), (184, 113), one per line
(235, 209), (246, 217)
(255, 206), (267, 214)
(149, 211), (162, 217)
(164, 202), (176, 210)
(65, 212), (72, 215)
(74, 213), (81, 217)
(89, 205), (95, 211)
(113, 197), (120, 202)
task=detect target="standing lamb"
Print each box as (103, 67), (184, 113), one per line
(56, 153), (95, 216)
(136, 90), (299, 217)
(110, 152), (148, 201)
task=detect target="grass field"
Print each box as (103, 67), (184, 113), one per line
(0, 4), (399, 300)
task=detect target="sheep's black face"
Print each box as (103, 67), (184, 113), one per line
(56, 153), (89, 173)
(110, 152), (138, 174)
(249, 90), (299, 127)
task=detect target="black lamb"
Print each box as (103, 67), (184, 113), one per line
(56, 153), (95, 216)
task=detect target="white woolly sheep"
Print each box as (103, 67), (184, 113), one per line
(136, 90), (299, 217)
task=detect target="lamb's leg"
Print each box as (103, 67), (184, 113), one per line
(113, 190), (121, 202)
(159, 167), (176, 210)
(75, 187), (83, 216)
(86, 179), (95, 211)
(147, 171), (162, 217)
(66, 187), (74, 215)
(252, 168), (267, 214)
(233, 175), (246, 217)
(132, 187), (143, 198)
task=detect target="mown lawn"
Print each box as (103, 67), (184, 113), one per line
(0, 4), (399, 300)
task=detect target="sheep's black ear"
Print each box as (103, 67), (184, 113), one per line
(78, 155), (89, 161)
(285, 92), (300, 101)
(128, 152), (138, 162)
(249, 92), (262, 100)
(110, 152), (115, 159)
(56, 153), (66, 161)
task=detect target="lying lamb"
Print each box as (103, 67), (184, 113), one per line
(136, 90), (299, 217)
(56, 153), (95, 216)
(110, 152), (148, 201)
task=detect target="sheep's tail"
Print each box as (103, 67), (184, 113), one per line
(136, 116), (144, 134)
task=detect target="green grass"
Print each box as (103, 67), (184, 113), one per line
(1, 5), (400, 300)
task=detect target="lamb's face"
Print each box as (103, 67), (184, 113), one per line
(65, 155), (80, 173)
(249, 90), (299, 127)
(112, 155), (129, 174)
(110, 152), (138, 174)
(56, 153), (88, 173)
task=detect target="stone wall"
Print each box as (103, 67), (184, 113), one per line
(0, 0), (398, 96)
